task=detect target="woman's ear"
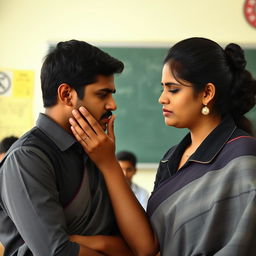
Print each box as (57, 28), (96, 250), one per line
(202, 82), (216, 105)
(57, 83), (74, 106)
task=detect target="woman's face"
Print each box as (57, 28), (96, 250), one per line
(159, 63), (204, 129)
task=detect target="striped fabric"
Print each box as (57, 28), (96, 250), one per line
(148, 117), (256, 256)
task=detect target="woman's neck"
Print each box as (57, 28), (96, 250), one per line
(188, 115), (222, 154)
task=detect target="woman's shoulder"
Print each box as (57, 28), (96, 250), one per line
(218, 128), (256, 167)
(227, 128), (256, 153)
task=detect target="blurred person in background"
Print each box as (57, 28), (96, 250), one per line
(116, 150), (149, 210)
(0, 136), (18, 161)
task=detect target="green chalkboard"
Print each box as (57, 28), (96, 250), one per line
(244, 49), (256, 132)
(101, 46), (186, 163)
(101, 46), (256, 163)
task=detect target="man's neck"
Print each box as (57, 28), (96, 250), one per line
(44, 107), (72, 134)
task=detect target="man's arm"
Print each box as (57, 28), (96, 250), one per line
(76, 245), (104, 256)
(70, 235), (134, 256)
(1, 146), (95, 256)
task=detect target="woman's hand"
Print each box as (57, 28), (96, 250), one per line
(69, 107), (159, 256)
(69, 107), (117, 170)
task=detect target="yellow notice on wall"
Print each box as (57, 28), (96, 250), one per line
(0, 69), (35, 140)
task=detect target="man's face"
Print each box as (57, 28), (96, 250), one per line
(75, 75), (117, 131)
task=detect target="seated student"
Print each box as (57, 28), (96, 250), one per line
(116, 151), (149, 210)
(0, 136), (18, 161)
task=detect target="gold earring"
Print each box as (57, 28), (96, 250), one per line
(201, 105), (210, 115)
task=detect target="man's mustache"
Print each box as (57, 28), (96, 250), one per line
(100, 111), (112, 120)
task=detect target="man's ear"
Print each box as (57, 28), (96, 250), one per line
(202, 82), (216, 105)
(57, 83), (74, 106)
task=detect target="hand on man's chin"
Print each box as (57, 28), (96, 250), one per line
(100, 122), (107, 132)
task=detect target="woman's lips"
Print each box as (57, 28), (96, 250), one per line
(162, 108), (173, 117)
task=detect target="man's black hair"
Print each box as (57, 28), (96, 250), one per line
(41, 39), (124, 107)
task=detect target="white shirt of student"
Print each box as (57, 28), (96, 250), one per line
(131, 183), (149, 210)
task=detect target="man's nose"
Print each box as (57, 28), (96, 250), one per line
(106, 97), (117, 110)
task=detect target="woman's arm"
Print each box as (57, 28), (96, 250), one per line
(69, 107), (158, 256)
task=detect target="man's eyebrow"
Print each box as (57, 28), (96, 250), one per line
(161, 82), (182, 86)
(97, 88), (116, 93)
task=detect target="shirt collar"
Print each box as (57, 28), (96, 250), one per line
(36, 113), (78, 151)
(175, 115), (237, 164)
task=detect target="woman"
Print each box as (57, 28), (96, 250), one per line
(69, 37), (256, 255)
(147, 37), (256, 255)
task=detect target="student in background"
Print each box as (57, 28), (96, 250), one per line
(0, 39), (157, 256)
(70, 37), (256, 256)
(0, 136), (18, 161)
(116, 151), (149, 210)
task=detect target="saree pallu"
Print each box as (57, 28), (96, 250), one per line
(148, 136), (256, 256)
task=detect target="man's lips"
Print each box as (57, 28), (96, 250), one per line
(101, 117), (111, 124)
(100, 111), (112, 123)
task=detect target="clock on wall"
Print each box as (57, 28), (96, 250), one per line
(244, 0), (256, 28)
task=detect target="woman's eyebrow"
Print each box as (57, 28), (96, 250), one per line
(161, 82), (182, 86)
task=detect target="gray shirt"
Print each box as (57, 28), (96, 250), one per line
(0, 113), (118, 256)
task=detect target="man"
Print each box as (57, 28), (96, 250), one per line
(0, 136), (18, 161)
(0, 40), (133, 256)
(116, 151), (149, 210)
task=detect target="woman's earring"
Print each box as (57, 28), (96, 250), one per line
(201, 105), (210, 115)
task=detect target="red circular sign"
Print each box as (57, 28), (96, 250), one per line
(244, 0), (256, 28)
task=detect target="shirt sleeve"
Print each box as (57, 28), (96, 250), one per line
(1, 146), (79, 256)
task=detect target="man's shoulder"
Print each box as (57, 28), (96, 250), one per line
(9, 126), (47, 148)
(0, 126), (58, 168)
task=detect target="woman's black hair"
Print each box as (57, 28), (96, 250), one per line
(164, 37), (256, 131)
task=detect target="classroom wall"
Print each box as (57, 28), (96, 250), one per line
(1, 0), (255, 192)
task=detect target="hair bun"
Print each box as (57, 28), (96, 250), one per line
(224, 43), (246, 71)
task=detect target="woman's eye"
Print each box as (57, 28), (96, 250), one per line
(168, 89), (180, 94)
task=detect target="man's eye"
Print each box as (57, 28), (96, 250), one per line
(98, 94), (107, 99)
(168, 89), (180, 94)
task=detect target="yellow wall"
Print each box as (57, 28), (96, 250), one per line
(0, 0), (255, 192)
(1, 0), (255, 116)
